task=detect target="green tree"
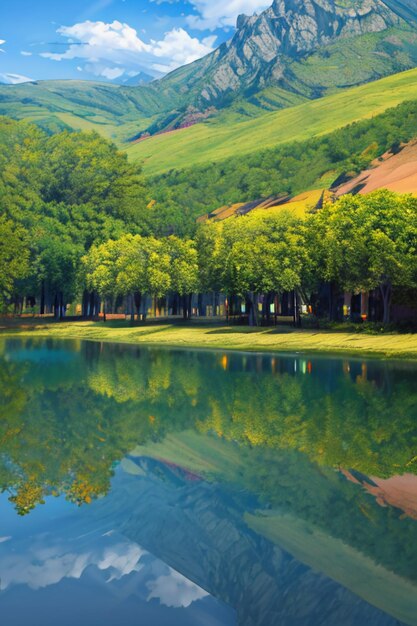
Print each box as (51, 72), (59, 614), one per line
(83, 239), (124, 320)
(164, 236), (199, 319)
(312, 190), (417, 323)
(0, 217), (29, 310)
(218, 211), (306, 324)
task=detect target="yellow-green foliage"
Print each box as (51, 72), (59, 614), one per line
(259, 190), (328, 218)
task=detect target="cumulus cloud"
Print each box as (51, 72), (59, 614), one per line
(40, 20), (216, 79)
(0, 528), (209, 613)
(0, 536), (145, 591)
(0, 38), (5, 53)
(147, 568), (209, 608)
(0, 73), (34, 84)
(151, 0), (270, 30)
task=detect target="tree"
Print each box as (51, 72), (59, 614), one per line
(312, 190), (417, 323)
(0, 217), (29, 311)
(164, 236), (199, 319)
(217, 210), (306, 325)
(83, 239), (124, 320)
(115, 234), (147, 320)
(144, 237), (172, 316)
(0, 118), (150, 315)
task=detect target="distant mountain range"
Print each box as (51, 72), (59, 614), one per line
(1, 0), (417, 142)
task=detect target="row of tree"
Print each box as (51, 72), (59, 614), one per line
(1, 116), (416, 324)
(83, 189), (417, 324)
(84, 234), (199, 320)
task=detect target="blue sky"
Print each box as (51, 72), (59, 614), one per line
(0, 0), (270, 84)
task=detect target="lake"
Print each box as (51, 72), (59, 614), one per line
(0, 338), (417, 626)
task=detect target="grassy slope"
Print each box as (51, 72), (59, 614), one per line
(127, 68), (417, 175)
(246, 512), (417, 626)
(1, 320), (417, 359)
(0, 80), (173, 143)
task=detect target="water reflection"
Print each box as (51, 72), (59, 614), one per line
(1, 338), (417, 625)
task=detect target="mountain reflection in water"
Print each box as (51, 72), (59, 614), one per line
(0, 338), (416, 625)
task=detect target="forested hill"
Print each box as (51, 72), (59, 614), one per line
(3, 95), (417, 240)
(2, 0), (417, 141)
(146, 98), (417, 232)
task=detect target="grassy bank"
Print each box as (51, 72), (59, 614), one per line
(1, 319), (417, 360)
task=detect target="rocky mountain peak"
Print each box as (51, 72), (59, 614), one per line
(183, 0), (410, 106)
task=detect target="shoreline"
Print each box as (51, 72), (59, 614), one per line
(1, 320), (417, 361)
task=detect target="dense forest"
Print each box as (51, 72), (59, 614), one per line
(1, 107), (417, 325)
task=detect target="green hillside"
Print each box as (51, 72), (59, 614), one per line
(0, 79), (180, 142)
(145, 98), (417, 232)
(128, 67), (417, 175)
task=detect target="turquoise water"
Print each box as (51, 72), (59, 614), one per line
(1, 338), (417, 625)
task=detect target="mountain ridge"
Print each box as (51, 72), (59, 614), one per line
(1, 0), (417, 140)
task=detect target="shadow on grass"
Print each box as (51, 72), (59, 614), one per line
(132, 325), (175, 337)
(205, 327), (277, 335)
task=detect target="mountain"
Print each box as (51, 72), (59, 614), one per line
(128, 67), (417, 175)
(1, 0), (417, 141)
(155, 0), (417, 113)
(0, 79), (183, 140)
(118, 71), (155, 86)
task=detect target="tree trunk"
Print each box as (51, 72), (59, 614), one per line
(40, 281), (45, 315)
(59, 292), (64, 319)
(130, 293), (135, 323)
(134, 292), (142, 320)
(198, 293), (204, 317)
(248, 292), (259, 327)
(293, 291), (301, 328)
(380, 282), (392, 325)
(213, 292), (219, 317)
(81, 290), (89, 318)
(172, 294), (178, 316)
(54, 294), (59, 319)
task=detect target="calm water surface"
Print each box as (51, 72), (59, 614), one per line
(1, 338), (417, 625)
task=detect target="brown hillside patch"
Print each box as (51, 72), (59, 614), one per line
(337, 141), (417, 196)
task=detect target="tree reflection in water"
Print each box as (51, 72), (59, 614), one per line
(1, 337), (417, 586)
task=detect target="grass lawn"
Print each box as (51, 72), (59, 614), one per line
(1, 319), (417, 360)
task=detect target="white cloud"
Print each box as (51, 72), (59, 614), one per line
(83, 63), (126, 80)
(40, 20), (216, 79)
(151, 0), (270, 30)
(0, 38), (5, 53)
(0, 537), (145, 591)
(0, 528), (208, 611)
(0, 73), (34, 84)
(21, 51), (33, 56)
(0, 536), (11, 543)
(150, 28), (216, 73)
(147, 568), (209, 608)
